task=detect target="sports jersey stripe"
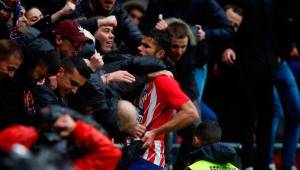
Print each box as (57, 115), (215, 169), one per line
(140, 82), (152, 124)
(159, 140), (165, 166)
(147, 145), (156, 163)
(153, 140), (162, 165)
(144, 83), (157, 127)
(142, 146), (149, 160)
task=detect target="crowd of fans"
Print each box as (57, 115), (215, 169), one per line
(0, 0), (299, 170)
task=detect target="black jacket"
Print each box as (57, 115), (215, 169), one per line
(273, 0), (300, 58)
(224, 0), (276, 81)
(102, 52), (168, 100)
(164, 51), (199, 101)
(33, 85), (69, 108)
(103, 52), (168, 75)
(23, 0), (66, 15)
(0, 78), (24, 130)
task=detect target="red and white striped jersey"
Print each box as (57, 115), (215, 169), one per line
(136, 75), (189, 167)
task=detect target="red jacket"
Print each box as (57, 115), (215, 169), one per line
(0, 121), (121, 170)
(0, 125), (38, 151)
(72, 121), (122, 170)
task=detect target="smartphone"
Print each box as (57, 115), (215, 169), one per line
(158, 14), (163, 20)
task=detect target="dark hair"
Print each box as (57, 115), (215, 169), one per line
(42, 50), (61, 75)
(195, 120), (222, 146)
(167, 22), (189, 39)
(61, 57), (91, 79)
(143, 29), (171, 56)
(25, 6), (44, 17)
(123, 1), (146, 14)
(224, 4), (244, 17)
(21, 49), (61, 78)
(0, 39), (23, 61)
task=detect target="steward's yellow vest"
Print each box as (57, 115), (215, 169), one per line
(186, 160), (239, 170)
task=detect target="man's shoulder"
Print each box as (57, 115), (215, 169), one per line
(153, 75), (179, 88)
(33, 85), (58, 103)
(152, 75), (186, 97)
(34, 84), (54, 94)
(153, 75), (176, 83)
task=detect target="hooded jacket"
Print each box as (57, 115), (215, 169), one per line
(187, 142), (241, 169)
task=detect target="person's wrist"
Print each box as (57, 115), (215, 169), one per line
(57, 9), (65, 16)
(102, 73), (111, 85)
(67, 121), (76, 136)
(106, 73), (111, 84)
(84, 59), (96, 72)
(150, 129), (159, 137)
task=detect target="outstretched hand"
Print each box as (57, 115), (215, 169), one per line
(105, 70), (136, 84)
(155, 19), (168, 30)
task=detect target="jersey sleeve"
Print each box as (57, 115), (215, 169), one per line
(154, 75), (190, 109)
